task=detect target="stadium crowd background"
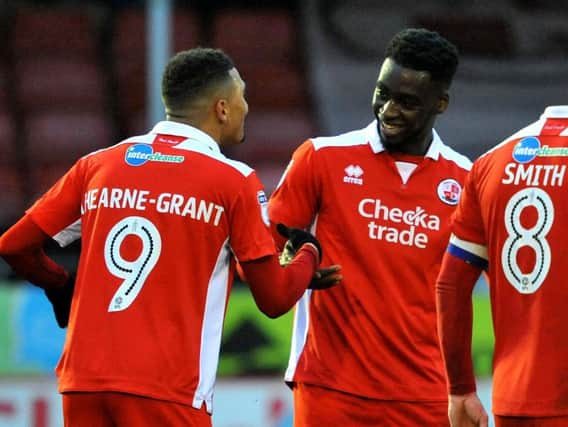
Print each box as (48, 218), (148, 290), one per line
(0, 0), (566, 425)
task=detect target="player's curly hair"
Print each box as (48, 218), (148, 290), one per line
(161, 47), (235, 111)
(385, 28), (459, 86)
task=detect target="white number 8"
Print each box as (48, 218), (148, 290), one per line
(502, 187), (554, 294)
(104, 216), (162, 312)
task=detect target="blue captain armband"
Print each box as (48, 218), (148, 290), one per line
(448, 243), (489, 271)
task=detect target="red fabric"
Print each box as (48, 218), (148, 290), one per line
(495, 415), (568, 427)
(241, 245), (319, 318)
(25, 121), (281, 411)
(269, 221), (287, 250)
(451, 110), (568, 416)
(293, 382), (449, 427)
(0, 214), (68, 288)
(541, 118), (568, 136)
(62, 392), (211, 427)
(435, 251), (481, 395)
(268, 122), (471, 401)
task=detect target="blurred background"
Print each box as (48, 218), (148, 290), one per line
(0, 0), (566, 425)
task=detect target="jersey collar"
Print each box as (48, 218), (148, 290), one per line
(150, 121), (221, 154)
(366, 120), (444, 160)
(541, 105), (568, 118)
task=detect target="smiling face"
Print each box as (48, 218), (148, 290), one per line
(372, 58), (448, 155)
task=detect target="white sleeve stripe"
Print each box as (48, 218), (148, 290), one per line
(449, 234), (488, 260)
(52, 219), (82, 247)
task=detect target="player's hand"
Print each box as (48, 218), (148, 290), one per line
(276, 224), (340, 290)
(44, 275), (75, 328)
(276, 223), (322, 263)
(278, 239), (297, 267)
(310, 265), (342, 290)
(448, 393), (489, 427)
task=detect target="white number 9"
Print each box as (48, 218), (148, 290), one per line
(104, 216), (162, 312)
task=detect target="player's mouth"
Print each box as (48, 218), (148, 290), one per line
(380, 121), (405, 137)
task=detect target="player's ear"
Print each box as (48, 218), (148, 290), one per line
(214, 98), (229, 123)
(437, 93), (449, 114)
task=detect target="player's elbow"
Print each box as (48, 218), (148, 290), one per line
(256, 299), (291, 319)
(0, 237), (11, 257)
(0, 241), (19, 260)
(262, 309), (282, 319)
(260, 305), (288, 319)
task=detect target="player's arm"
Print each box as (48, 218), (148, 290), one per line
(241, 246), (319, 318)
(241, 225), (340, 318)
(273, 223), (341, 289)
(436, 234), (489, 426)
(0, 214), (75, 327)
(269, 140), (320, 252)
(268, 142), (342, 288)
(436, 234), (488, 395)
(0, 215), (69, 287)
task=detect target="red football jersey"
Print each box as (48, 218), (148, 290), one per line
(451, 106), (568, 416)
(269, 121), (471, 401)
(27, 121), (276, 412)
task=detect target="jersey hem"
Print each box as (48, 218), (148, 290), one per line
(493, 400), (568, 417)
(288, 379), (447, 403)
(58, 381), (209, 413)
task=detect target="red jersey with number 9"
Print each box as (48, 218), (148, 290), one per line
(26, 121), (276, 412)
(451, 106), (568, 416)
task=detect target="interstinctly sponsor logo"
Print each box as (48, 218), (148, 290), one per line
(358, 198), (440, 248)
(343, 164), (364, 185)
(513, 137), (541, 163)
(125, 144), (185, 166)
(437, 179), (462, 205)
(511, 137), (568, 164)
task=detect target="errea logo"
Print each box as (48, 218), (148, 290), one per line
(343, 164), (364, 185)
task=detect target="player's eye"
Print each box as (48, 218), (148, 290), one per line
(398, 97), (422, 110)
(374, 87), (389, 103)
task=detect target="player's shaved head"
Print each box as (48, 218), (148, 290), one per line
(161, 47), (235, 118)
(385, 28), (459, 87)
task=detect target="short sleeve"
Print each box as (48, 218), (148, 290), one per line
(228, 171), (277, 262)
(27, 160), (84, 239)
(451, 161), (486, 245)
(269, 140), (320, 230)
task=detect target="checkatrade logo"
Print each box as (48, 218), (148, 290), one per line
(125, 144), (185, 166)
(512, 137), (540, 163)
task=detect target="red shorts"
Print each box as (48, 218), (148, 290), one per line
(62, 392), (211, 427)
(293, 382), (449, 427)
(495, 415), (568, 427)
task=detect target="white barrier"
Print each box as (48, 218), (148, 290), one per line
(0, 377), (293, 427)
(0, 377), (493, 427)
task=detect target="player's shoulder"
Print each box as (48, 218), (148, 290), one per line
(435, 138), (473, 172)
(80, 133), (153, 161)
(82, 132), (256, 178)
(175, 140), (255, 178)
(72, 140), (132, 170)
(310, 126), (369, 151)
(478, 118), (543, 162)
(212, 155), (255, 178)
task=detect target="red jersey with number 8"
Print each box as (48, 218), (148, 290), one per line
(27, 121), (276, 412)
(451, 106), (568, 416)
